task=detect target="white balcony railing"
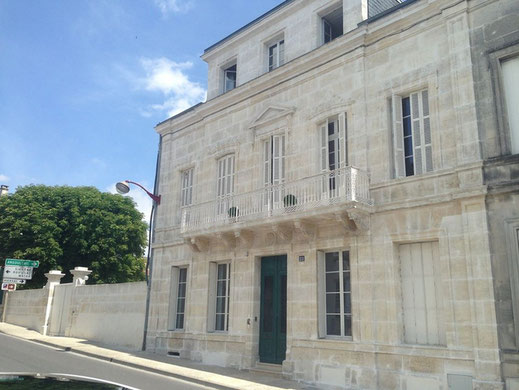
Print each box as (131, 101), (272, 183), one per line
(180, 166), (372, 234)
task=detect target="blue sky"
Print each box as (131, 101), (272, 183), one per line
(0, 0), (281, 218)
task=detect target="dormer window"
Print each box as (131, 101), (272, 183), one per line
(322, 6), (343, 44)
(223, 63), (237, 93)
(268, 40), (285, 71)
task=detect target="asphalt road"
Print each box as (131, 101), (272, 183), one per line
(0, 333), (218, 390)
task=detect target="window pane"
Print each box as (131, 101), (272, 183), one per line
(342, 251), (350, 270)
(177, 297), (185, 314)
(343, 272), (350, 292)
(325, 252), (339, 271)
(178, 283), (186, 298)
(216, 297), (226, 314)
(215, 314), (225, 331)
(326, 314), (341, 335)
(326, 293), (340, 313)
(405, 157), (414, 177)
(402, 97), (410, 117)
(217, 263), (227, 279)
(344, 292), (351, 313)
(344, 315), (352, 336)
(217, 280), (226, 297)
(176, 313), (184, 329)
(328, 121), (335, 136)
(326, 272), (340, 293)
(179, 268), (187, 283)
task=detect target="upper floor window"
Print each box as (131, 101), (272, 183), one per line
(322, 6), (343, 44)
(268, 40), (285, 71)
(392, 89), (432, 178)
(216, 154), (235, 215)
(319, 113), (347, 173)
(223, 63), (237, 93)
(501, 56), (519, 154)
(180, 168), (194, 207)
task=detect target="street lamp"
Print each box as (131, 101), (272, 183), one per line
(116, 179), (160, 352)
(115, 180), (161, 204)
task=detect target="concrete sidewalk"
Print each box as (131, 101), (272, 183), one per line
(0, 322), (315, 390)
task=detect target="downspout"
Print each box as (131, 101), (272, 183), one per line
(142, 134), (162, 351)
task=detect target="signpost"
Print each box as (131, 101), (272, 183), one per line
(2, 258), (39, 286)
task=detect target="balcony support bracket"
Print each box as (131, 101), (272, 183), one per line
(186, 237), (209, 252)
(272, 224), (293, 242)
(217, 233), (236, 250)
(347, 209), (370, 231)
(235, 230), (253, 249)
(294, 220), (316, 241)
(335, 212), (357, 232)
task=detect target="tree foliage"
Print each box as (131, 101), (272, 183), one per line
(0, 185), (148, 288)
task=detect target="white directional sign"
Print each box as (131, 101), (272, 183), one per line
(2, 278), (26, 285)
(3, 265), (34, 280)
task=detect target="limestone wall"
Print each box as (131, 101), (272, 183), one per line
(3, 288), (47, 332)
(52, 281), (147, 350)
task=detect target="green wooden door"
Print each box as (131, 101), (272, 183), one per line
(259, 255), (287, 364)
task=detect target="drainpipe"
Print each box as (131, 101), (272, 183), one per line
(142, 134), (162, 351)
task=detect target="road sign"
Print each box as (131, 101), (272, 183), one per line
(3, 266), (34, 280)
(5, 259), (39, 268)
(1, 283), (16, 291)
(2, 278), (26, 285)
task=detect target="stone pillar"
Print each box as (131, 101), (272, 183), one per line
(42, 270), (65, 335)
(70, 267), (92, 286)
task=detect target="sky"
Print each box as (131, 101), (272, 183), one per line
(0, 0), (282, 220)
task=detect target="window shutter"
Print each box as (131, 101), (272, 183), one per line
(272, 135), (282, 185)
(317, 251), (326, 338)
(167, 267), (180, 331)
(392, 95), (405, 178)
(338, 113), (347, 168)
(422, 90), (433, 172)
(207, 262), (217, 333)
(263, 139), (271, 187)
(320, 123), (329, 172)
(411, 92), (423, 175)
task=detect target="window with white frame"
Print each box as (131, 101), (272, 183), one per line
(207, 262), (231, 332)
(268, 40), (285, 71)
(322, 6), (343, 44)
(216, 154), (235, 215)
(168, 266), (188, 331)
(392, 89), (432, 178)
(501, 56), (519, 154)
(223, 63), (237, 93)
(317, 250), (352, 337)
(399, 242), (445, 345)
(263, 135), (285, 205)
(180, 168), (194, 207)
(319, 114), (347, 194)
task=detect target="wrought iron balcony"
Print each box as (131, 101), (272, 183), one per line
(180, 166), (373, 236)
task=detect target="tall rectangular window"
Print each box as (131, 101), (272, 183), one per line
(180, 168), (193, 207)
(263, 135), (285, 205)
(268, 40), (284, 71)
(400, 242), (445, 345)
(207, 262), (231, 332)
(501, 56), (519, 154)
(392, 89), (432, 178)
(322, 7), (343, 44)
(168, 266), (188, 331)
(318, 250), (351, 338)
(216, 154), (235, 215)
(223, 64), (237, 93)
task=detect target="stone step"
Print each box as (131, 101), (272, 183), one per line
(249, 362), (283, 377)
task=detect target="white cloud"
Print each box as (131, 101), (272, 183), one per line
(154, 0), (193, 16)
(0, 174), (9, 182)
(140, 57), (206, 117)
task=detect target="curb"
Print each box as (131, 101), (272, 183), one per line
(1, 332), (235, 390)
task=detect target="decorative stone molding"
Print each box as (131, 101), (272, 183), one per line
(70, 267), (92, 286)
(185, 237), (210, 252)
(235, 230), (253, 248)
(294, 220), (316, 241)
(347, 209), (370, 231)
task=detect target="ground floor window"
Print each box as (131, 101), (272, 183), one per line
(318, 250), (351, 337)
(167, 266), (187, 331)
(207, 262), (231, 332)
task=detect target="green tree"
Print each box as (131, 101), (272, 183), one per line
(0, 185), (148, 288)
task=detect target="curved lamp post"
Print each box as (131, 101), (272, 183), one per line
(116, 179), (160, 351)
(115, 180), (161, 204)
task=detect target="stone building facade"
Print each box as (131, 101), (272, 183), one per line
(147, 0), (519, 389)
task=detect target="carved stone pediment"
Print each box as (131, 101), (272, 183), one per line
(250, 105), (295, 130)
